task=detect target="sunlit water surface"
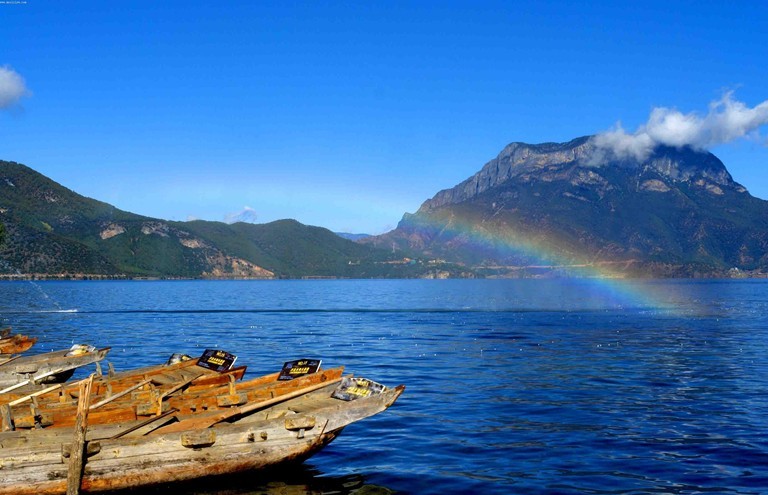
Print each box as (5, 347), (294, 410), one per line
(2, 279), (767, 494)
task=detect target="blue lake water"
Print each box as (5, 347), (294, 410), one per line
(2, 279), (768, 494)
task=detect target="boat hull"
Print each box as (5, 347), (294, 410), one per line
(0, 348), (110, 389)
(0, 335), (37, 355)
(0, 383), (404, 494)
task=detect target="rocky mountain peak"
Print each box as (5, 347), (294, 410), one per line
(375, 134), (768, 277)
(419, 136), (742, 213)
(638, 145), (735, 186)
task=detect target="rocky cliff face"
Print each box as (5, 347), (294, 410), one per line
(420, 136), (743, 213)
(369, 136), (768, 276)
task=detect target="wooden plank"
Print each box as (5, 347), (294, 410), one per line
(0, 355), (21, 368)
(0, 403), (13, 431)
(66, 374), (94, 495)
(153, 377), (342, 434)
(89, 379), (151, 410)
(108, 407), (179, 439)
(158, 371), (204, 401)
(7, 384), (63, 406)
(0, 369), (61, 395)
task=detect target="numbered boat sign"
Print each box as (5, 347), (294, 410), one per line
(278, 359), (322, 380)
(196, 349), (237, 372)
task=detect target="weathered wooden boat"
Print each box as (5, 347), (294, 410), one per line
(3, 355), (246, 404)
(5, 365), (343, 430)
(2, 353), (190, 403)
(0, 375), (404, 494)
(0, 334), (37, 355)
(0, 346), (110, 391)
(5, 354), (303, 409)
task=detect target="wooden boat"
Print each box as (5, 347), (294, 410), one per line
(1, 353), (196, 403)
(0, 346), (110, 391)
(0, 334), (37, 355)
(5, 353), (310, 409)
(0, 375), (404, 494)
(5, 366), (342, 430)
(3, 355), (247, 402)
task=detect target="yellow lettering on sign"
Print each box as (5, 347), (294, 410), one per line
(346, 386), (372, 397)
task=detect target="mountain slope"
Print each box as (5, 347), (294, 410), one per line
(366, 137), (768, 276)
(0, 160), (392, 278)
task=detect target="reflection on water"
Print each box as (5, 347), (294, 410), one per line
(122, 466), (394, 495)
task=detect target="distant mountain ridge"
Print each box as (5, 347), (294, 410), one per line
(4, 132), (768, 279)
(365, 136), (768, 277)
(0, 160), (406, 278)
(335, 232), (371, 241)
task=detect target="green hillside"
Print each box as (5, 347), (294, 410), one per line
(0, 160), (418, 278)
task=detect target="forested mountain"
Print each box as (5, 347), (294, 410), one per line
(0, 160), (407, 278)
(364, 137), (768, 277)
(4, 135), (768, 281)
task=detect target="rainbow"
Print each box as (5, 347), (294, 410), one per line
(407, 210), (681, 311)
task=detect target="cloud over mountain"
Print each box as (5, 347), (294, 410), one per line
(0, 66), (30, 109)
(591, 92), (768, 162)
(224, 206), (259, 224)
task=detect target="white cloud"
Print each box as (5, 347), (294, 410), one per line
(591, 92), (768, 162)
(224, 206), (259, 224)
(0, 65), (30, 109)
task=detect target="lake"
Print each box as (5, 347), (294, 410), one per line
(2, 279), (767, 494)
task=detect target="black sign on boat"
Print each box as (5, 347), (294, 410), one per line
(197, 349), (237, 372)
(278, 359), (321, 380)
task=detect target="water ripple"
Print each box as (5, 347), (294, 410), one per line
(1, 279), (767, 494)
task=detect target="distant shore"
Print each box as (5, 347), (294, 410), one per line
(1, 270), (767, 281)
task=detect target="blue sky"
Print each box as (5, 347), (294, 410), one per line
(2, 1), (767, 234)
